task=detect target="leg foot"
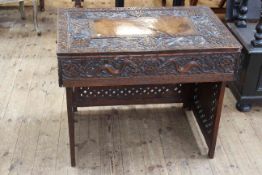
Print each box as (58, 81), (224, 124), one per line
(182, 102), (192, 110)
(208, 149), (215, 159)
(236, 102), (252, 112)
(37, 30), (42, 36)
(71, 159), (76, 167)
(73, 106), (77, 112)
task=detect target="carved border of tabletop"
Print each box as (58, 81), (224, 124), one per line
(57, 6), (240, 55)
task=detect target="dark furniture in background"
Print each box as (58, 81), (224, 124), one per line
(40, 0), (44, 11)
(190, 0), (226, 6)
(0, 0), (41, 35)
(226, 0), (262, 112)
(72, 0), (83, 7)
(162, 0), (184, 6)
(189, 0), (226, 13)
(57, 7), (241, 166)
(72, 0), (184, 7)
(115, 0), (124, 7)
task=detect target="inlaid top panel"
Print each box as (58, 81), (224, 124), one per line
(57, 7), (241, 55)
(92, 16), (196, 37)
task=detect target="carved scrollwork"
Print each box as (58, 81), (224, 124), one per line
(160, 59), (200, 73)
(58, 53), (239, 80)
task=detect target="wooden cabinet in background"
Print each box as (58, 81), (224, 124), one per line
(226, 0), (262, 112)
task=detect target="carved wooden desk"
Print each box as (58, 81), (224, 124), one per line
(57, 7), (241, 167)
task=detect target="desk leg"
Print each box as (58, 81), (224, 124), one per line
(191, 82), (226, 158)
(66, 88), (76, 167)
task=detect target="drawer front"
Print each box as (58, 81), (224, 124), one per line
(58, 53), (239, 87)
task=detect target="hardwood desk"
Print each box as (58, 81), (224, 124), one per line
(57, 7), (241, 167)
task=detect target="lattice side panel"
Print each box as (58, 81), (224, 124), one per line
(72, 84), (186, 107)
(76, 84), (183, 99)
(191, 82), (220, 147)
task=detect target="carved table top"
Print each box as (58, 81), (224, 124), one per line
(57, 7), (241, 56)
(57, 7), (242, 87)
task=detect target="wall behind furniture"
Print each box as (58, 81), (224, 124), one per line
(43, 0), (221, 8)
(1, 0), (220, 9)
(44, 0), (165, 8)
(0, 0), (169, 9)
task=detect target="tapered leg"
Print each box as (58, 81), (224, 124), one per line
(208, 82), (226, 158)
(19, 1), (26, 20)
(66, 88), (76, 167)
(191, 82), (226, 158)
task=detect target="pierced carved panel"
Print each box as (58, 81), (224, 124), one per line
(192, 83), (220, 147)
(73, 84), (185, 106)
(76, 84), (183, 99)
